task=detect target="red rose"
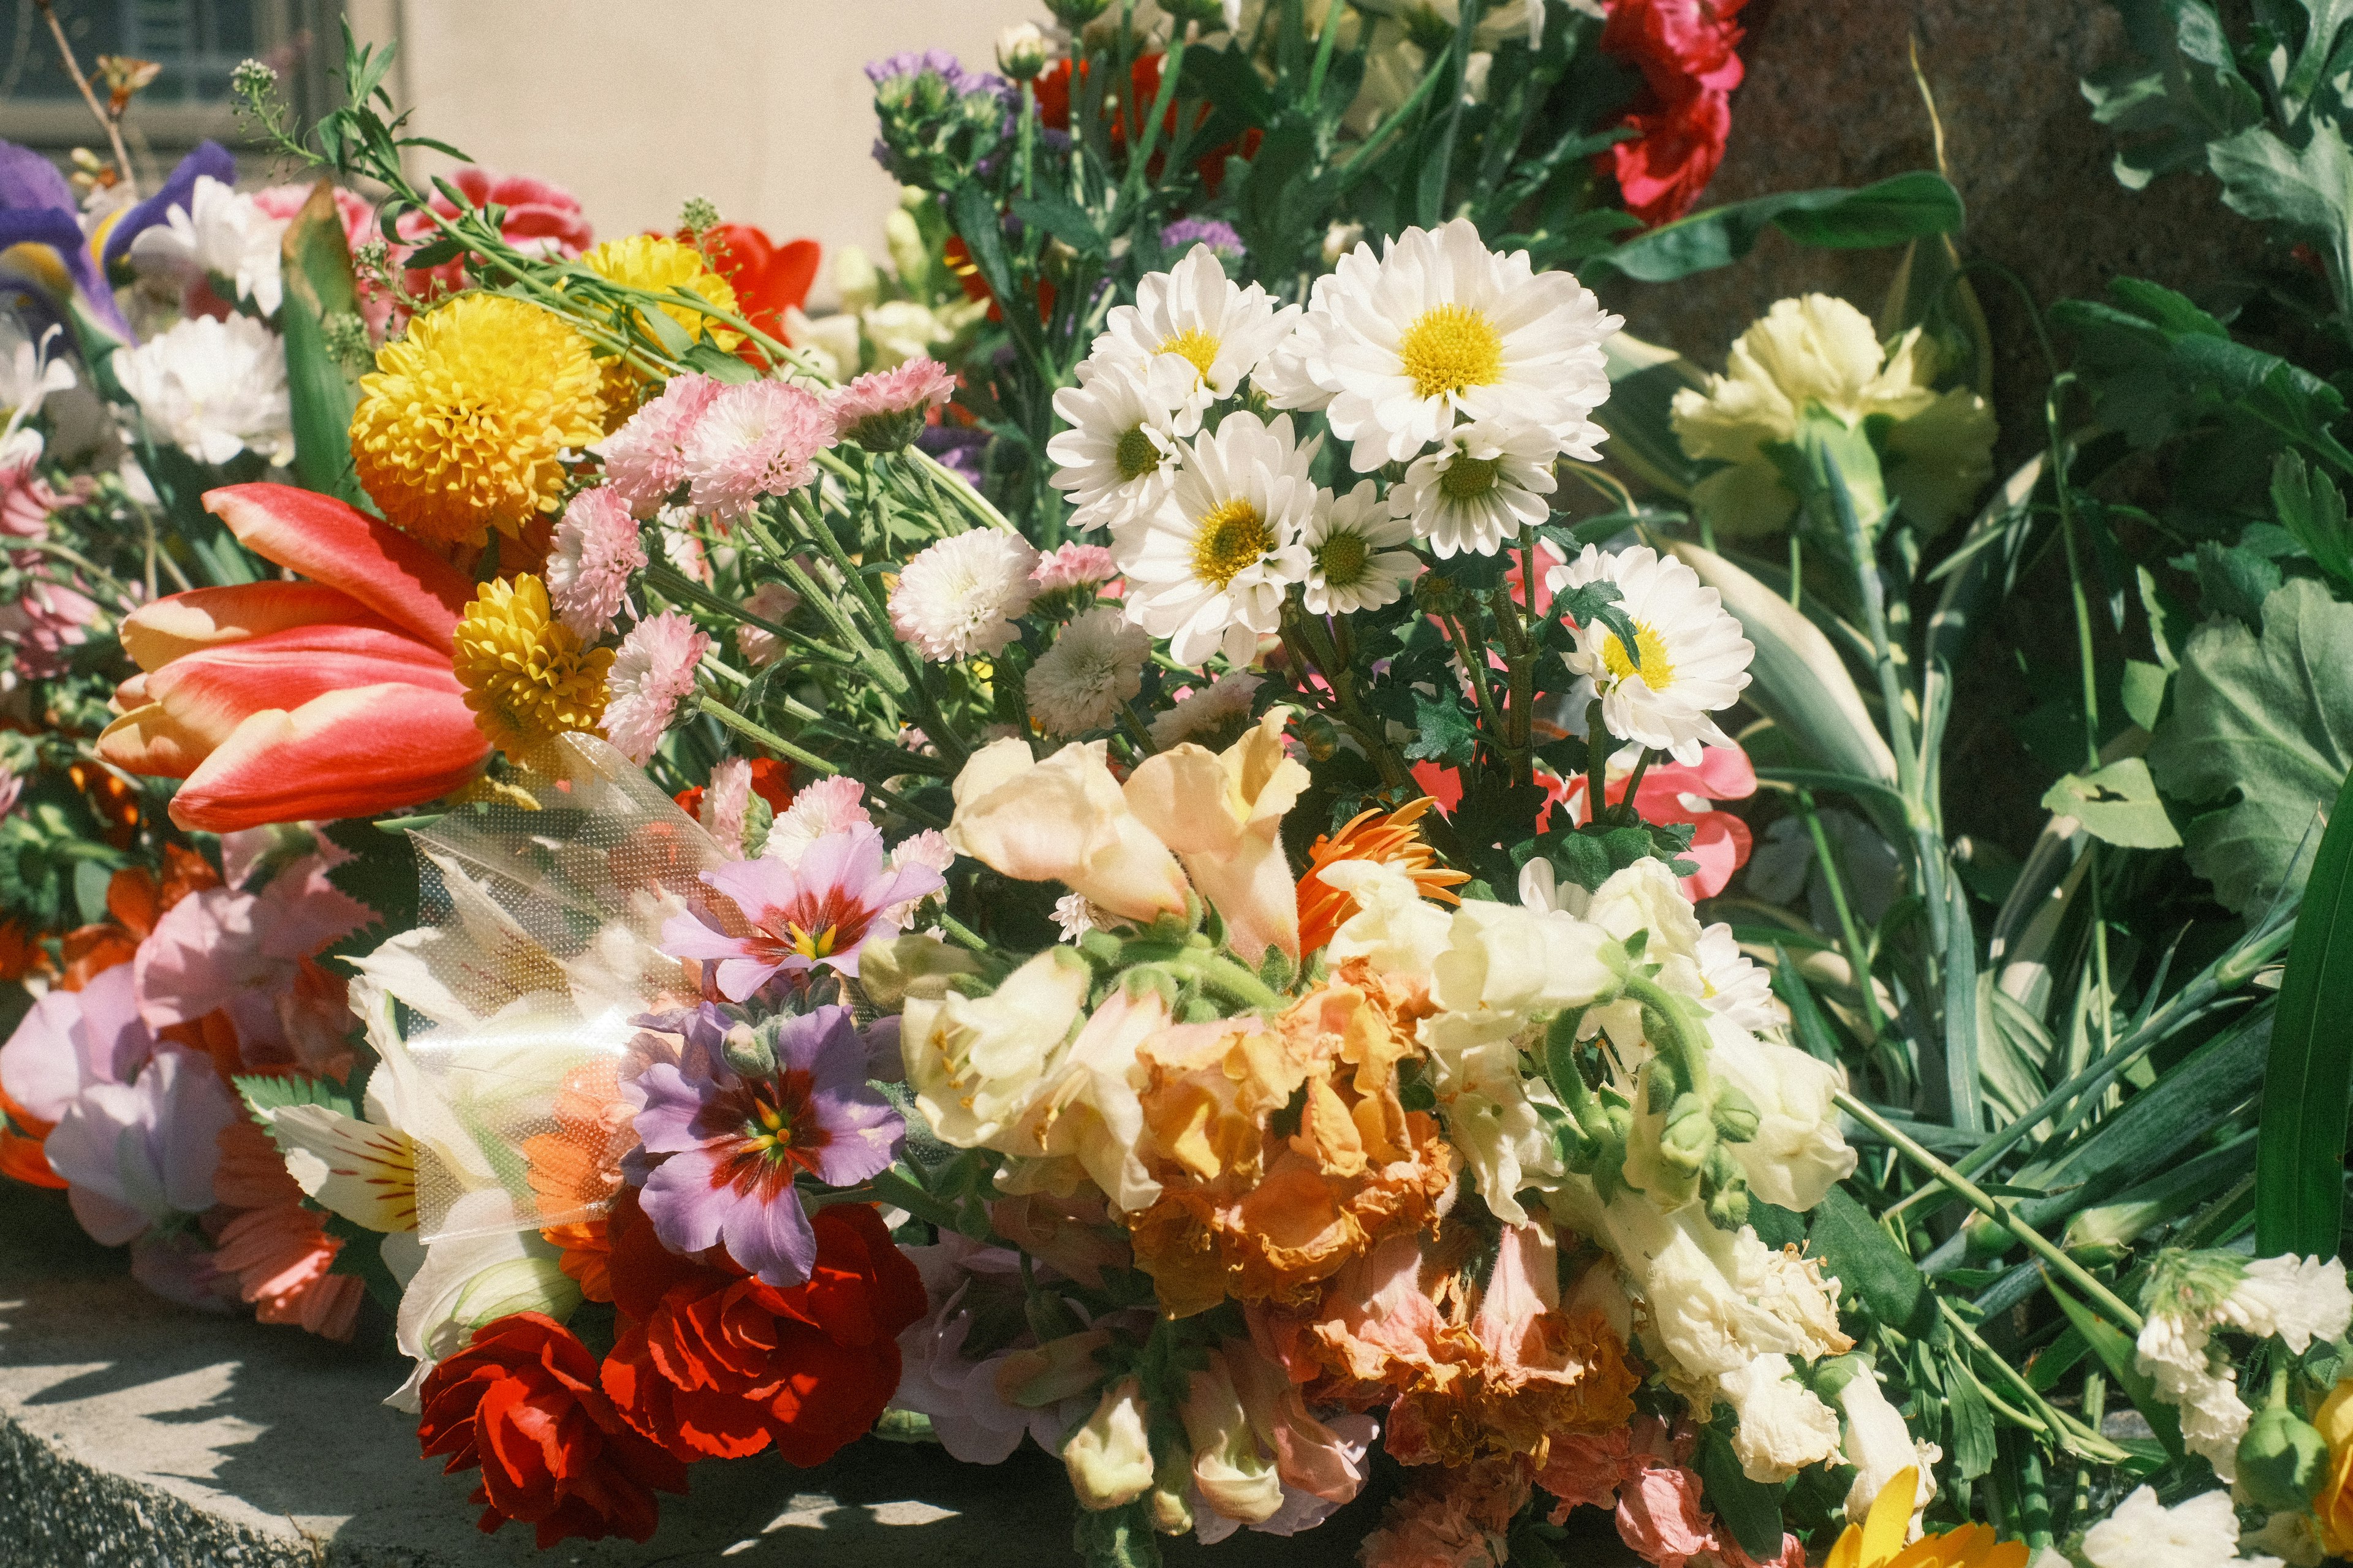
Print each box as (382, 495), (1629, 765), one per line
(419, 1312), (689, 1549)
(599, 1190), (926, 1467)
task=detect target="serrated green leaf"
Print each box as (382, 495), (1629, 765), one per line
(2258, 763), (2353, 1256)
(1809, 1187), (1931, 1333)
(233, 1070), (360, 1126)
(1403, 689), (1479, 768)
(2147, 579), (2353, 914)
(2039, 757), (2183, 849)
(2273, 449), (2353, 591)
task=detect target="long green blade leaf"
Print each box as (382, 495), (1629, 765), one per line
(2257, 763), (2353, 1257)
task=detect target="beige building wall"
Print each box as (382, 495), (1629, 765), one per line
(347, 0), (1036, 301)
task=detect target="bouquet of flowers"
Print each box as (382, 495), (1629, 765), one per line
(4, 3), (2352, 1567)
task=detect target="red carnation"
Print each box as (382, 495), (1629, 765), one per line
(419, 1312), (689, 1549)
(599, 1190), (926, 1468)
(1597, 0), (1748, 225)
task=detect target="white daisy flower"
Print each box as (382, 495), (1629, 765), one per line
(1045, 358), (1186, 531)
(1147, 671), (1263, 751)
(889, 529), (1043, 661)
(113, 314), (294, 468)
(1112, 411), (1316, 668)
(1026, 605), (1150, 735)
(1089, 243), (1300, 418)
(1387, 418), (1559, 558)
(1546, 543), (1754, 765)
(1697, 923), (1784, 1036)
(1303, 478), (1420, 615)
(1262, 216), (1620, 472)
(125, 174), (289, 317)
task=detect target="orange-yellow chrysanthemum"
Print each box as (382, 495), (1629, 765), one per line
(350, 294), (605, 547)
(577, 234), (743, 418)
(1297, 796), (1469, 955)
(452, 574), (613, 759)
(1827, 1468), (2028, 1568)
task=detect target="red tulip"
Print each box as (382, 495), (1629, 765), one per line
(688, 222), (819, 339)
(97, 483), (490, 831)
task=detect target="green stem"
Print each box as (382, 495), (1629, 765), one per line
(700, 694), (947, 829)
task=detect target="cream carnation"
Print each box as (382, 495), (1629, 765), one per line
(545, 487), (647, 637)
(602, 609), (709, 764)
(1548, 543), (1755, 765)
(889, 530), (1042, 661)
(1028, 605), (1150, 736)
(115, 314), (295, 468)
(1147, 671), (1262, 752)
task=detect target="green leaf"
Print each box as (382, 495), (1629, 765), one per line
(2186, 539), (2282, 629)
(233, 1070), (360, 1126)
(2208, 119), (2353, 252)
(1072, 1499), (1162, 1568)
(1008, 190), (1104, 257)
(1591, 332), (1706, 496)
(1694, 1422), (1788, 1562)
(2258, 762), (2353, 1257)
(2047, 1275), (2186, 1460)
(1809, 1187), (1933, 1333)
(2039, 757), (2183, 849)
(1402, 689), (1479, 768)
(1944, 1350), (1999, 1480)
(1585, 172), (1964, 284)
(2122, 659), (2172, 730)
(2147, 579), (2353, 914)
(2273, 450), (2353, 591)
(276, 180), (366, 504)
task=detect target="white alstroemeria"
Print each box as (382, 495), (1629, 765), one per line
(1089, 243), (1300, 417)
(0, 317), (75, 426)
(1419, 1009), (1563, 1224)
(1113, 411), (1317, 667)
(1547, 543), (1756, 765)
(1260, 216), (1618, 471)
(126, 174), (290, 317)
(1048, 357), (1189, 530)
(113, 314), (295, 467)
(1303, 478), (1421, 614)
(384, 1188), (580, 1412)
(2082, 1485), (2283, 1568)
(1387, 417), (1561, 559)
(1720, 1352), (1844, 1483)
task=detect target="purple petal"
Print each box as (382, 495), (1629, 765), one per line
(863, 1017), (905, 1084)
(150, 1050), (234, 1215)
(75, 963), (155, 1085)
(639, 1146), (729, 1256)
(629, 1062), (707, 1154)
(808, 1088), (903, 1187)
(721, 1178), (820, 1287)
(100, 140), (235, 270)
(774, 1006), (855, 1080)
(0, 989), (88, 1121)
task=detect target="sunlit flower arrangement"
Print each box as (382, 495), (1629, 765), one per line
(0, 6), (2346, 1568)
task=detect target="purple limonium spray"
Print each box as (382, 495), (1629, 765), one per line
(624, 1003), (903, 1287)
(659, 824), (945, 1001)
(1160, 218), (1245, 264)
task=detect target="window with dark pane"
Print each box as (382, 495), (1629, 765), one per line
(0, 1), (259, 105)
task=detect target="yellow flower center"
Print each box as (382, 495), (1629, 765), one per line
(1398, 303), (1504, 400)
(1115, 425), (1164, 481)
(350, 294), (607, 548)
(1315, 531), (1370, 587)
(790, 922), (838, 960)
(452, 574), (616, 759)
(1157, 328), (1221, 380)
(1439, 455), (1500, 501)
(1192, 498), (1273, 591)
(1602, 619), (1676, 689)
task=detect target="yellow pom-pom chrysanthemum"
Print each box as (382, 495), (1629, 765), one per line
(452, 574), (615, 759)
(350, 294), (605, 548)
(577, 235), (743, 417)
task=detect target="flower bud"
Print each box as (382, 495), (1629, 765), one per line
(2238, 1404), (2330, 1512)
(1065, 1377), (1156, 1510)
(722, 1021), (775, 1078)
(1162, 0), (1232, 28)
(996, 21), (1053, 80)
(1045, 0), (1112, 23)
(1320, 221), (1365, 270)
(1710, 1081), (1760, 1143)
(833, 244), (881, 314)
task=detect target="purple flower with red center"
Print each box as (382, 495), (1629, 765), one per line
(659, 824), (945, 1001)
(624, 1004), (902, 1287)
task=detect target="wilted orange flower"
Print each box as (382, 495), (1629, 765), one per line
(1125, 960), (1454, 1317)
(521, 1059), (637, 1226)
(1296, 797), (1468, 955)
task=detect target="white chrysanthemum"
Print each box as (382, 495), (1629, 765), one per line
(1262, 216), (1619, 471)
(1147, 671), (1262, 752)
(1697, 923), (1783, 1035)
(0, 317), (74, 425)
(1045, 358), (1185, 531)
(2220, 1254), (2353, 1354)
(1052, 893), (1101, 942)
(1547, 543), (1754, 765)
(113, 314), (294, 467)
(2082, 1486), (2271, 1568)
(2135, 1310), (2251, 1480)
(889, 529), (1042, 661)
(1028, 605), (1150, 736)
(1387, 418), (1559, 558)
(126, 174), (289, 317)
(1303, 478), (1421, 614)
(1112, 411), (1315, 667)
(1089, 243), (1300, 418)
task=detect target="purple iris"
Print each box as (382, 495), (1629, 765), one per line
(0, 137), (232, 344)
(917, 423), (991, 488)
(625, 1003), (903, 1286)
(1161, 217), (1245, 262)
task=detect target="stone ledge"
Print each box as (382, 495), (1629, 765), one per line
(0, 1181), (1640, 1567)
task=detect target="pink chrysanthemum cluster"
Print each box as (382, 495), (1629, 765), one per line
(682, 381), (834, 523)
(604, 609), (711, 764)
(600, 374), (724, 517)
(826, 357), (956, 453)
(1030, 541), (1118, 595)
(545, 487), (648, 637)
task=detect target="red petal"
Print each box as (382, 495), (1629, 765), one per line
(94, 702), (211, 778)
(146, 635), (459, 748)
(118, 581), (398, 672)
(169, 683), (490, 831)
(202, 483), (474, 650)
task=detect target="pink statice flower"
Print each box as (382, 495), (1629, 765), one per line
(1031, 541), (1118, 596)
(700, 756), (754, 858)
(624, 1001), (901, 1286)
(661, 824), (944, 999)
(681, 379), (832, 524)
(888, 529), (1040, 661)
(735, 580), (801, 668)
(603, 609), (710, 765)
(827, 355), (956, 452)
(599, 373), (723, 517)
(762, 775), (873, 869)
(545, 486), (647, 637)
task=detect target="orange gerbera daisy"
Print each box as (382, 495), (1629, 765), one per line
(1296, 797), (1468, 955)
(211, 1116), (365, 1342)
